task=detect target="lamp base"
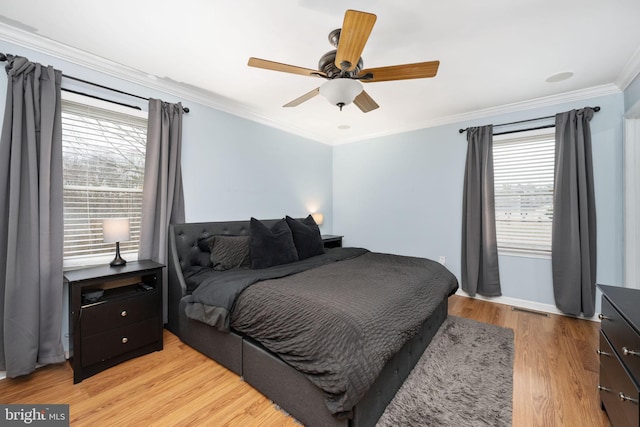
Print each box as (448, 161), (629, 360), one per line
(109, 242), (127, 267)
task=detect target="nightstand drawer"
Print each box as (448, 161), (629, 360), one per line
(601, 297), (640, 379)
(599, 332), (639, 427)
(82, 289), (160, 336)
(81, 317), (162, 366)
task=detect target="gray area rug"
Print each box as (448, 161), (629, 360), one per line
(376, 315), (514, 427)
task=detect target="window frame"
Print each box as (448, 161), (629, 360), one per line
(492, 128), (555, 259)
(61, 91), (148, 269)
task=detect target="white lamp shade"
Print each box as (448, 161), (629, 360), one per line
(103, 218), (131, 243)
(311, 212), (324, 226)
(320, 79), (363, 107)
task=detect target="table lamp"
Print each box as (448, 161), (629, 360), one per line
(103, 218), (130, 267)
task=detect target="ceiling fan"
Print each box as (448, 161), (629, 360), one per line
(248, 9), (440, 113)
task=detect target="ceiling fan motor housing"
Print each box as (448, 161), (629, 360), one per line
(319, 50), (363, 79)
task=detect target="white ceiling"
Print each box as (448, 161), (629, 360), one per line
(1, 0), (639, 145)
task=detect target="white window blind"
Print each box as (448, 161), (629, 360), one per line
(493, 131), (555, 256)
(62, 99), (147, 267)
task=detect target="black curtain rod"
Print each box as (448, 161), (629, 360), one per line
(0, 52), (189, 113)
(62, 87), (143, 110)
(493, 123), (554, 136)
(458, 106), (600, 135)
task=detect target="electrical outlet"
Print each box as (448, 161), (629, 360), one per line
(438, 256), (446, 265)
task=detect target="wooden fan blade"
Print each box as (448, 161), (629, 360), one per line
(359, 61), (440, 82)
(283, 88), (320, 107)
(335, 10), (376, 72)
(248, 58), (327, 78)
(354, 90), (379, 113)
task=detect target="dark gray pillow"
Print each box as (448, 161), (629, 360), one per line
(209, 235), (251, 271)
(195, 235), (216, 267)
(285, 215), (325, 260)
(197, 235), (215, 252)
(250, 217), (299, 269)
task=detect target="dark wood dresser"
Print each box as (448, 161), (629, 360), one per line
(597, 284), (640, 426)
(65, 260), (164, 383)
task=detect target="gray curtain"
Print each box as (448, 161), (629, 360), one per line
(552, 108), (597, 317)
(461, 125), (501, 297)
(138, 98), (185, 323)
(0, 56), (65, 377)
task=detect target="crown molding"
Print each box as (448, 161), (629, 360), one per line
(0, 22), (627, 147)
(332, 83), (622, 145)
(616, 45), (640, 90)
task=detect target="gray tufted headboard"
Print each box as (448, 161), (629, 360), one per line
(166, 218), (284, 333)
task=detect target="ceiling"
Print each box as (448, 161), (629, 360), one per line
(1, 0), (639, 145)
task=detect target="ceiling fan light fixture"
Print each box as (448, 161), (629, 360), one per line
(320, 78), (363, 110)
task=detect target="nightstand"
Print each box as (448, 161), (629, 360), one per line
(322, 235), (343, 249)
(65, 260), (164, 383)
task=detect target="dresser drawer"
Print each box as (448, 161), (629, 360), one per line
(81, 317), (161, 366)
(599, 332), (640, 427)
(81, 289), (160, 336)
(601, 297), (640, 379)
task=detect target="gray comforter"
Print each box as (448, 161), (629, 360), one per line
(185, 248), (368, 331)
(185, 248), (458, 416)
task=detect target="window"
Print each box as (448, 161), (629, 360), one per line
(493, 130), (555, 256)
(62, 94), (148, 268)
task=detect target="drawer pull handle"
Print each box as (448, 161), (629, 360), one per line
(598, 313), (611, 321)
(121, 337), (128, 344)
(120, 310), (127, 317)
(618, 392), (639, 404)
(597, 385), (611, 392)
(596, 349), (612, 357)
(622, 347), (639, 357)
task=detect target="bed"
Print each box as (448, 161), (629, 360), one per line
(166, 217), (458, 427)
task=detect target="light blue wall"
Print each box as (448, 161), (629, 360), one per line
(334, 93), (625, 311)
(625, 74), (640, 112)
(181, 107), (332, 226)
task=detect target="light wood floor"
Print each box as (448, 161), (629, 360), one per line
(448, 295), (610, 427)
(0, 295), (611, 426)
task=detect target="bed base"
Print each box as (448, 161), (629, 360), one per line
(177, 294), (447, 427)
(244, 298), (448, 427)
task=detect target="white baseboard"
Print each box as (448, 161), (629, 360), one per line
(454, 289), (599, 322)
(0, 362), (61, 381)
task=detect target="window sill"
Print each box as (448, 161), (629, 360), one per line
(498, 250), (551, 260)
(63, 252), (139, 271)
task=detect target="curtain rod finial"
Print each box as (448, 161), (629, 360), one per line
(459, 128), (466, 134)
(0, 53), (7, 62)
